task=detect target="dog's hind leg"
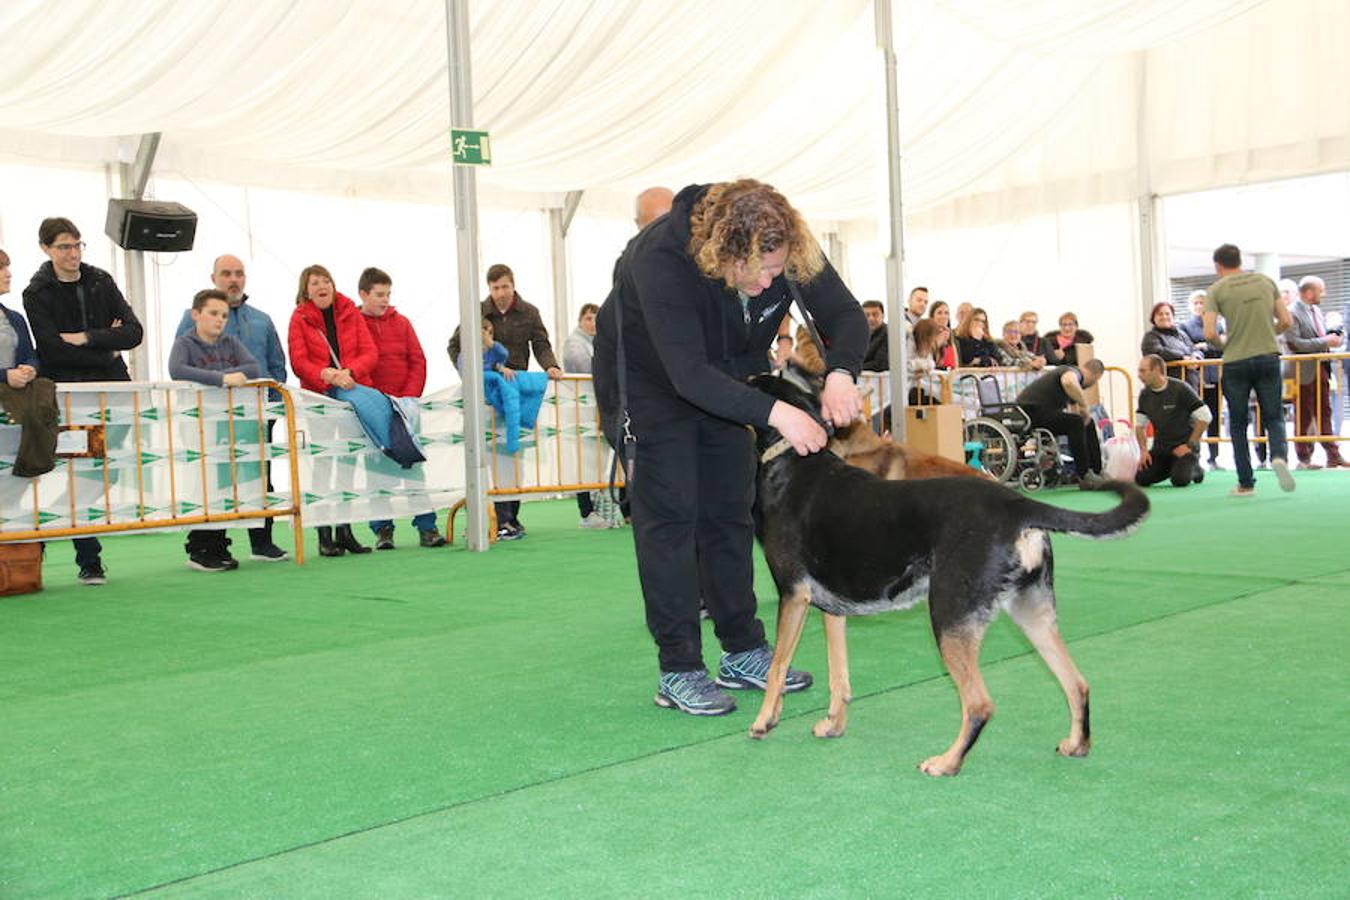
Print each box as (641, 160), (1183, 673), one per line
(812, 612), (852, 738)
(748, 581), (812, 739)
(919, 625), (994, 777)
(1008, 585), (1092, 758)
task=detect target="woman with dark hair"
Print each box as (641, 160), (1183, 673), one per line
(593, 179), (866, 717)
(1141, 301), (1202, 392)
(954, 307), (1000, 367)
(926, 300), (957, 369)
(1044, 312), (1095, 366)
(288, 264), (379, 557)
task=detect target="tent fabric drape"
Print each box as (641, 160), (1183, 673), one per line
(1, 0), (1346, 227)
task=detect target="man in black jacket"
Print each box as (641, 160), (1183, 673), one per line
(23, 217), (144, 585)
(594, 180), (866, 716)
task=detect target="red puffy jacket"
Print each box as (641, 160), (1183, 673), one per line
(360, 306), (427, 397)
(288, 292), (378, 393)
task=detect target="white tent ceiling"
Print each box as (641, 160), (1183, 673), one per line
(2, 0), (1347, 227)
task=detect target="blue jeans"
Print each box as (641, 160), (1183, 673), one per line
(1221, 354), (1287, 489)
(369, 512), (437, 534)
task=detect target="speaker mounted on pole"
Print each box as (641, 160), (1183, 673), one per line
(104, 199), (198, 252)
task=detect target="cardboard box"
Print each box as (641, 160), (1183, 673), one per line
(904, 404), (965, 463)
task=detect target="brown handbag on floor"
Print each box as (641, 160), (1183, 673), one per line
(0, 542), (43, 596)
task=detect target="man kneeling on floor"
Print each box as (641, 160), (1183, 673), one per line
(1134, 353), (1210, 488)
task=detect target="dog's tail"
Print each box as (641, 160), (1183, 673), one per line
(1017, 480), (1150, 539)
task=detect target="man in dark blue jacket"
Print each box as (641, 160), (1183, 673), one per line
(23, 217), (144, 585)
(594, 180), (866, 716)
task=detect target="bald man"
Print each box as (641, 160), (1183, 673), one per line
(635, 187), (674, 229)
(175, 254), (290, 560)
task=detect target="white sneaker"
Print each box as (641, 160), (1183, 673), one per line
(1271, 458), (1296, 493)
(578, 512), (610, 530)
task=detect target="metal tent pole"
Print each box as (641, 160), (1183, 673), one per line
(445, 0), (490, 551)
(549, 190), (584, 344)
(877, 0), (908, 440)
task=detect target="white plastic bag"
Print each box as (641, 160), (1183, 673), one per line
(1102, 419), (1140, 481)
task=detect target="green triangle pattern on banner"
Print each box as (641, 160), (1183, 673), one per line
(37, 511), (61, 524)
(178, 501), (201, 514)
(266, 404), (286, 417)
(182, 449), (203, 463)
(181, 407), (201, 419)
(139, 452), (162, 465)
(340, 491), (360, 502)
(303, 492), (324, 505)
(266, 493), (286, 505)
(0, 459), (11, 470)
(347, 441), (366, 453)
(137, 505), (159, 517)
(377, 489), (395, 497)
(450, 434), (465, 444)
(223, 498), (238, 511)
(305, 405), (328, 416)
(232, 447), (251, 459)
(452, 399), (464, 409)
(540, 427), (560, 438)
(139, 407), (160, 420)
(85, 508), (105, 522)
(270, 445), (289, 458)
(309, 444), (325, 455)
(230, 405), (246, 417)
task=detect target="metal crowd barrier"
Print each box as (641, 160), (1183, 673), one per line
(1166, 351), (1349, 450)
(0, 380), (305, 562)
(859, 365), (1136, 431)
(447, 375), (622, 540)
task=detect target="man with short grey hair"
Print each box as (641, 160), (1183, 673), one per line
(1284, 275), (1345, 468)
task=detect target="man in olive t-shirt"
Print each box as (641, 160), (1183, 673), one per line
(1203, 243), (1294, 496)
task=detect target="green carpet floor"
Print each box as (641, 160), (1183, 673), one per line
(1, 472), (1346, 898)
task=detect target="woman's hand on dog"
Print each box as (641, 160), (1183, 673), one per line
(769, 402), (829, 455)
(820, 371), (862, 427)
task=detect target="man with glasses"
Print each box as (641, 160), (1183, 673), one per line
(22, 217), (144, 585)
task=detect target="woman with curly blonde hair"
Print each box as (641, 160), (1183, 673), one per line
(592, 180), (868, 716)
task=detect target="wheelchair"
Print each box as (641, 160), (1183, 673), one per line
(959, 373), (1065, 490)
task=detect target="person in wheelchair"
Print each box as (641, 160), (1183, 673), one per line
(1015, 359), (1106, 487)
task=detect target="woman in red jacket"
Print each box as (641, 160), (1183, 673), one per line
(288, 264), (380, 557)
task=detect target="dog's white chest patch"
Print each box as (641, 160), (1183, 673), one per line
(806, 573), (929, 617)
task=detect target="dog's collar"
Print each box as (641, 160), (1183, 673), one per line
(760, 437), (794, 464)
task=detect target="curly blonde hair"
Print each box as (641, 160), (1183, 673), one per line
(688, 179), (824, 286)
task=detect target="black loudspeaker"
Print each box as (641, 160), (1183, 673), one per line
(104, 199), (198, 252)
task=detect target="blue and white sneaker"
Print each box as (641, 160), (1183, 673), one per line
(654, 669), (737, 716)
(716, 644), (813, 693)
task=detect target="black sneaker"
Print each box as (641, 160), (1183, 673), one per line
(654, 670), (737, 716)
(77, 563), (107, 586)
(187, 552), (239, 573)
(249, 543), (290, 562)
(495, 523), (524, 542)
(375, 526), (396, 551)
(419, 529), (448, 548)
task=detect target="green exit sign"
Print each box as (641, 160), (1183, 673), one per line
(451, 129), (492, 166)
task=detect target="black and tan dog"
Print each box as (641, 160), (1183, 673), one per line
(748, 374), (1149, 776)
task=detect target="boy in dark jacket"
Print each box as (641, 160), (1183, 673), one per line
(168, 290), (263, 572)
(22, 217), (144, 585)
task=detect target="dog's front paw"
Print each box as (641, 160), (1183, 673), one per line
(918, 754), (962, 777)
(1056, 737), (1091, 758)
(812, 717), (846, 739)
(748, 717), (778, 739)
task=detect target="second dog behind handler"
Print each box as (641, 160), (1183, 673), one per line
(594, 180), (867, 717)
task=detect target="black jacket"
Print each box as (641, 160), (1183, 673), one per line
(594, 184), (867, 428)
(22, 262), (143, 382)
(862, 326), (888, 372)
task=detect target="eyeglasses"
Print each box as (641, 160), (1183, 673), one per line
(51, 241), (86, 252)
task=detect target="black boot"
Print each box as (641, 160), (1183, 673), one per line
(335, 524), (372, 554)
(318, 526), (344, 558)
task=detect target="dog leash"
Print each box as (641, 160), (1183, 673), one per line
(760, 437), (795, 463)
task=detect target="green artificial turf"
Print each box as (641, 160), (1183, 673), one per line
(0, 473), (1346, 898)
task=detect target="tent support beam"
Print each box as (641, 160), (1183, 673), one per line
(550, 189), (584, 344)
(445, 0), (490, 551)
(117, 132), (160, 381)
(1135, 51), (1161, 327)
(877, 0), (908, 440)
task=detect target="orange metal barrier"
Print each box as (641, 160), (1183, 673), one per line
(0, 380), (306, 563)
(1166, 352), (1349, 450)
